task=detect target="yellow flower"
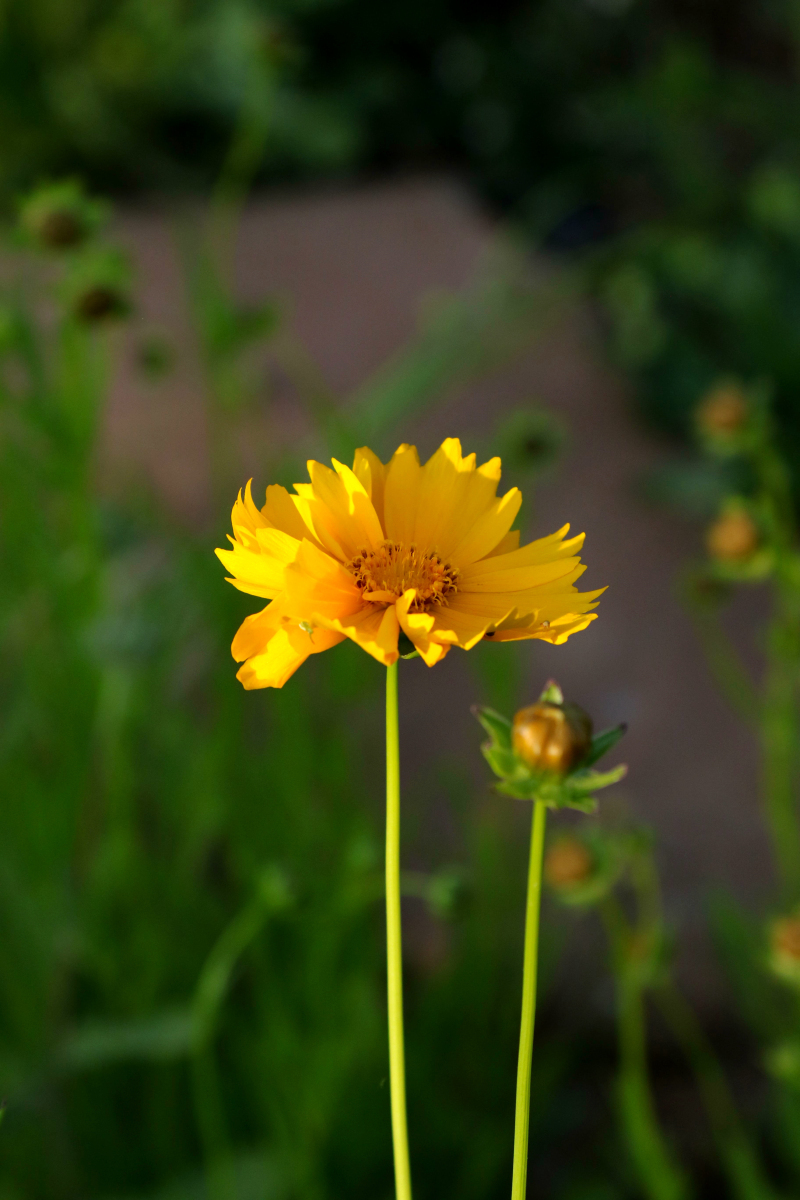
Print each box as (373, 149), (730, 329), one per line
(216, 439), (603, 688)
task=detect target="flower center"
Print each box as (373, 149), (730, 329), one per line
(346, 541), (460, 612)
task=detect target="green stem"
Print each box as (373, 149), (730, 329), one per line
(600, 900), (689, 1200)
(190, 1048), (236, 1200)
(386, 661), (412, 1200)
(510, 799), (547, 1200)
(762, 595), (800, 902)
(655, 983), (778, 1200)
(689, 609), (759, 727)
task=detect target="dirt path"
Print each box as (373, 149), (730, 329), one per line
(104, 176), (770, 1006)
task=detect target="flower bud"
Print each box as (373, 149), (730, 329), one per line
(33, 208), (85, 249)
(544, 836), (594, 890)
(769, 915), (800, 984)
(74, 285), (129, 323)
(512, 697), (592, 774)
(706, 509), (759, 563)
(19, 183), (105, 252)
(696, 383), (747, 437)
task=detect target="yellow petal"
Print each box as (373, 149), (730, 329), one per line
(484, 529), (520, 557)
(489, 612), (598, 645)
(235, 623), (345, 690)
(263, 484), (318, 543)
(445, 590), (527, 622)
(283, 539), (364, 620)
(409, 438), (475, 550)
(396, 590), (450, 667)
(426, 605), (499, 649)
(411, 440), (507, 560)
(302, 459), (383, 560)
(254, 526), (301, 563)
(464, 527), (584, 578)
(531, 584), (605, 621)
(215, 544), (287, 599)
(231, 603), (282, 662)
(314, 603), (400, 665)
(383, 444), (422, 545)
(447, 486), (522, 567)
(230, 480), (269, 546)
(332, 458), (385, 544)
(459, 555), (583, 594)
(352, 447), (388, 530)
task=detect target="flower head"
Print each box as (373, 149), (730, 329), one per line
(216, 439), (603, 688)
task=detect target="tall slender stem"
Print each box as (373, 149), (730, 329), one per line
(510, 799), (547, 1200)
(763, 595), (800, 903)
(385, 661), (412, 1200)
(655, 982), (778, 1200)
(600, 898), (688, 1200)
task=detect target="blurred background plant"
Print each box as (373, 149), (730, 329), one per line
(5, 2), (800, 1198)
(0, 178), (597, 1199)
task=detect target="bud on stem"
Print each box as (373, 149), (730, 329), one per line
(512, 691), (592, 775)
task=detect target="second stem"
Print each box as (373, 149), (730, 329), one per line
(511, 799), (548, 1200)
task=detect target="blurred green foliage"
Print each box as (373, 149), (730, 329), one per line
(0, 190), (607, 1199)
(0, 1), (793, 223)
(5, 0), (800, 467)
(5, 3), (800, 1193)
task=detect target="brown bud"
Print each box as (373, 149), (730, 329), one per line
(771, 916), (800, 964)
(696, 384), (747, 436)
(512, 700), (592, 774)
(74, 285), (129, 323)
(545, 837), (594, 889)
(706, 510), (759, 563)
(37, 209), (85, 249)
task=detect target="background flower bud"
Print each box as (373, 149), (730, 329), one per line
(19, 182), (106, 252)
(512, 700), (592, 774)
(769, 915), (800, 985)
(544, 836), (594, 889)
(696, 383), (748, 437)
(706, 509), (759, 562)
(74, 284), (129, 323)
(32, 208), (85, 249)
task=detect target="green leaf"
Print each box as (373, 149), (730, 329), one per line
(538, 679), (563, 704)
(567, 764), (627, 793)
(398, 631), (419, 658)
(472, 705), (513, 751)
(495, 776), (599, 811)
(560, 794), (598, 814)
(58, 1010), (193, 1070)
(583, 724), (627, 768)
(481, 744), (521, 779)
(495, 776), (542, 801)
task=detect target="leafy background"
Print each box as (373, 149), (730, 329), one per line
(3, 2), (800, 1198)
